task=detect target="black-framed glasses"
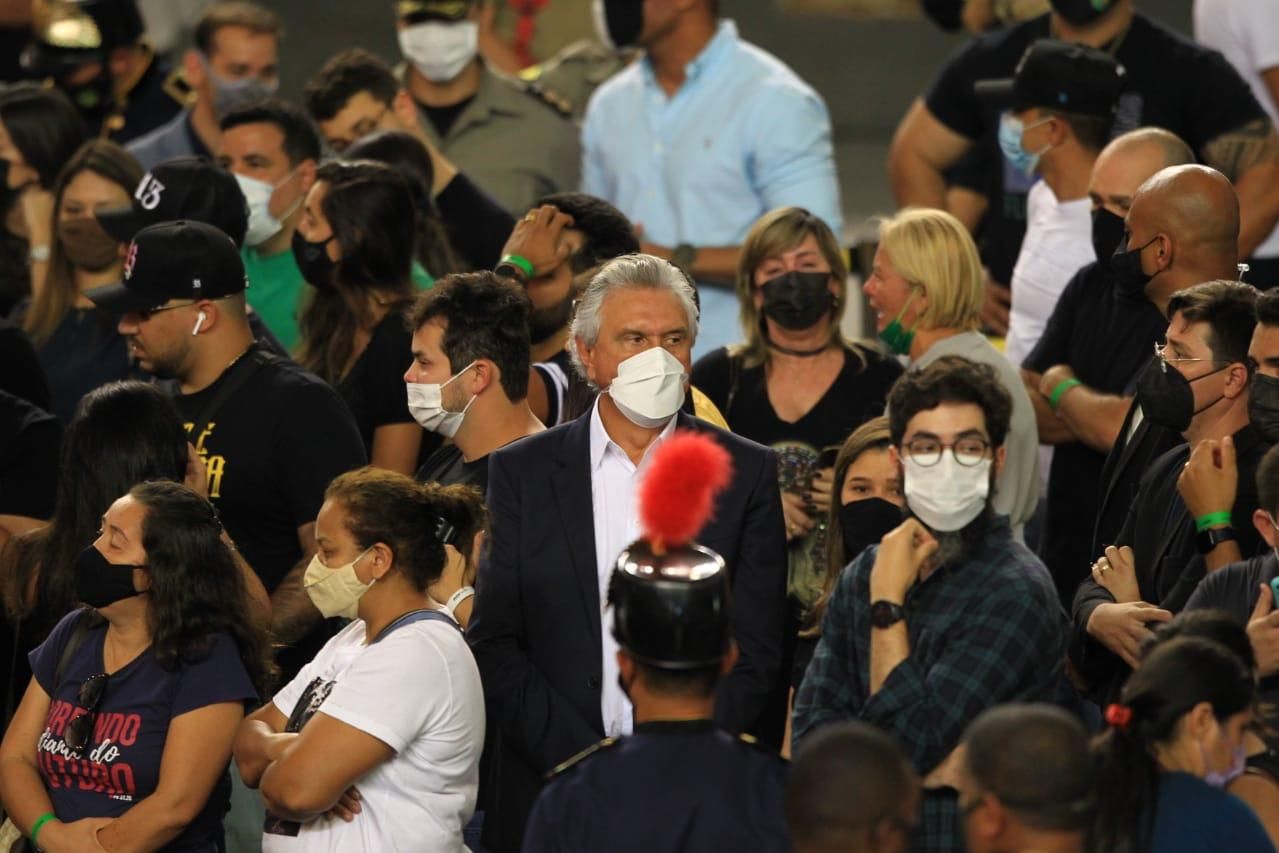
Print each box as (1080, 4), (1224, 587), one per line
(904, 436), (990, 467)
(64, 673), (108, 754)
(134, 300), (199, 322)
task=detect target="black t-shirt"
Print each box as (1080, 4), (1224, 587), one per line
(0, 317), (51, 412)
(1185, 552), (1279, 706)
(0, 389), (60, 520)
(416, 443), (490, 494)
(1023, 261), (1167, 604)
(421, 96), (476, 139)
(437, 172), (516, 271)
(336, 307), (428, 462)
(171, 346), (368, 590)
(924, 12), (1267, 284)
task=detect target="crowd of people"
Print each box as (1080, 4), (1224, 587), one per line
(1, 0), (1279, 850)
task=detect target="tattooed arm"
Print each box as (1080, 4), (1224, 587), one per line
(1203, 118), (1279, 258)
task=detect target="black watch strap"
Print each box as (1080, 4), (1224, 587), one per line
(494, 261), (528, 284)
(1196, 526), (1237, 555)
(870, 600), (906, 629)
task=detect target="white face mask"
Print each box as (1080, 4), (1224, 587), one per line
(607, 347), (687, 429)
(903, 453), (991, 533)
(407, 361), (477, 437)
(399, 21), (479, 83)
(235, 171), (299, 248)
(303, 547), (374, 620)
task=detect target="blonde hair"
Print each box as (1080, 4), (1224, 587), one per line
(731, 207), (853, 369)
(875, 208), (983, 333)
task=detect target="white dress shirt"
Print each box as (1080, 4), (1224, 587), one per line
(589, 397), (677, 737)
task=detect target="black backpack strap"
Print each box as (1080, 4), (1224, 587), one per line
(373, 608), (461, 643)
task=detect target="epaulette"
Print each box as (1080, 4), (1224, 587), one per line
(545, 736), (618, 780)
(738, 732), (788, 762)
(160, 68), (194, 107)
(521, 80), (573, 119)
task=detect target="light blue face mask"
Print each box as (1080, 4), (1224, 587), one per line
(998, 113), (1053, 177)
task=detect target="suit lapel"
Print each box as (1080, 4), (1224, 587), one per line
(1099, 408), (1146, 513)
(551, 414), (602, 648)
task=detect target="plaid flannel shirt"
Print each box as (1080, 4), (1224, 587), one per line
(793, 516), (1071, 852)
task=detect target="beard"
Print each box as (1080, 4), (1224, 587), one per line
(928, 504), (995, 568)
(528, 294), (574, 345)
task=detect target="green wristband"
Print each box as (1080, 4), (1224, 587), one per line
(30, 812), (56, 848)
(1195, 511), (1233, 532)
(499, 254), (534, 279)
(1048, 378), (1082, 411)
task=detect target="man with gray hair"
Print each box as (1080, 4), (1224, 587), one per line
(468, 253), (788, 852)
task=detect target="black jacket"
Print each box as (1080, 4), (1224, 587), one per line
(1091, 402), (1183, 557)
(468, 411), (788, 852)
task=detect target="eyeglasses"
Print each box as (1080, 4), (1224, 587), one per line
(64, 673), (108, 755)
(903, 436), (991, 468)
(134, 300), (199, 322)
(1154, 342), (1228, 374)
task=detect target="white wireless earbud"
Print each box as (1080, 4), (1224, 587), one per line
(192, 310), (207, 336)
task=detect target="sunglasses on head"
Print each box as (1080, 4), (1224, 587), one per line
(64, 673), (108, 755)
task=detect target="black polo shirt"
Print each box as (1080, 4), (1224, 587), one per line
(1023, 260), (1167, 605)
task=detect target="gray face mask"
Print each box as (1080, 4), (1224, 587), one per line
(200, 53), (279, 119)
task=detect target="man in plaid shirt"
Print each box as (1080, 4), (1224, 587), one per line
(793, 356), (1071, 852)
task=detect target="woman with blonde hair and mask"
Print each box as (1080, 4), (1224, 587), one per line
(234, 466), (484, 851)
(861, 207), (1039, 536)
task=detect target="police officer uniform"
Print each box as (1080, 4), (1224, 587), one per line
(22, 0), (186, 144)
(518, 39), (630, 121)
(520, 539), (790, 853)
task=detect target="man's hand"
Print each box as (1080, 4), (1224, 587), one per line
(980, 274), (1011, 337)
(183, 442), (209, 498)
(1248, 583), (1279, 677)
(1091, 544), (1141, 604)
(1086, 601), (1172, 669)
(1177, 437), (1238, 521)
(1038, 364), (1077, 403)
(870, 518), (938, 603)
(501, 205), (574, 276)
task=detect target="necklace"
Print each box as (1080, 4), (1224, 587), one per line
(767, 337), (831, 358)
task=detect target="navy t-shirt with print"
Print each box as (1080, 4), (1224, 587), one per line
(30, 609), (258, 851)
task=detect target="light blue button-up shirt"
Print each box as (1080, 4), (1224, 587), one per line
(581, 20), (843, 248)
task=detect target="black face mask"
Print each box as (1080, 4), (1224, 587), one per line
(1050, 0), (1116, 26)
(838, 497), (904, 565)
(760, 271), (834, 331)
(292, 231), (338, 290)
(594, 0), (643, 48)
(1111, 235), (1157, 300)
(74, 546), (144, 610)
(1091, 207), (1125, 271)
(1135, 355), (1227, 433)
(1249, 372), (1279, 443)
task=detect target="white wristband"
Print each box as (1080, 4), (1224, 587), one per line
(445, 585), (475, 616)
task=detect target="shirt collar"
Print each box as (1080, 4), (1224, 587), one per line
(589, 395), (678, 471)
(641, 19), (739, 89)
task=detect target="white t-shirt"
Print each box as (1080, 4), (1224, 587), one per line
(1195, 0), (1279, 259)
(1006, 180), (1096, 367)
(263, 614), (485, 853)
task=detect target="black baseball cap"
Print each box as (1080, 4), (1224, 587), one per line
(974, 39), (1125, 118)
(95, 157), (249, 247)
(85, 220), (247, 315)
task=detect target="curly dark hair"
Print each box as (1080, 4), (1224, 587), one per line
(887, 356), (1013, 449)
(129, 481), (276, 696)
(303, 47), (399, 123)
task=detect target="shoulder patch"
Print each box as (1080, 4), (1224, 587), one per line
(546, 736), (618, 779)
(521, 81), (573, 118)
(519, 64), (544, 82)
(738, 732), (788, 762)
(160, 69), (194, 107)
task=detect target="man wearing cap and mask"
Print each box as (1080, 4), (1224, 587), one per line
(468, 253), (787, 852)
(520, 527), (789, 853)
(21, 0), (187, 143)
(889, 0), (1279, 340)
(794, 355), (1071, 853)
(84, 220), (366, 666)
(581, 0), (841, 357)
(127, 1), (280, 170)
(1020, 128), (1194, 607)
(394, 0), (580, 216)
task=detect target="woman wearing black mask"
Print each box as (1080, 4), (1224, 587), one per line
(792, 417), (904, 691)
(0, 84), (89, 316)
(294, 161), (426, 476)
(691, 207), (901, 641)
(0, 480), (272, 853)
(9, 140), (142, 423)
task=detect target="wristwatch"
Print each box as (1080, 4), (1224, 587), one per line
(870, 600), (906, 629)
(672, 243), (697, 274)
(1196, 526), (1237, 555)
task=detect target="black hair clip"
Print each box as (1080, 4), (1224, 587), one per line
(435, 517), (456, 546)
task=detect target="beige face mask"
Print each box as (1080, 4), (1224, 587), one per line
(303, 547), (374, 620)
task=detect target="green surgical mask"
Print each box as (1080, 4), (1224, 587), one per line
(879, 295), (919, 356)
